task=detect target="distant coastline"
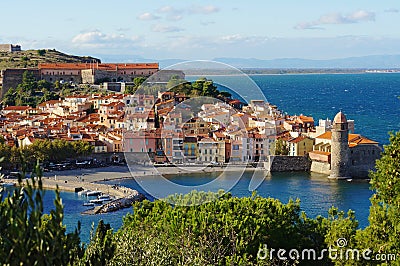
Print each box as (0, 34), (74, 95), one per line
(185, 68), (400, 76)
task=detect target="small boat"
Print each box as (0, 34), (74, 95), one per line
(83, 202), (95, 207)
(89, 199), (103, 204)
(87, 191), (102, 197)
(78, 189), (91, 196)
(98, 194), (111, 201)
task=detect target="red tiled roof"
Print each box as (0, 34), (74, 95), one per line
(316, 131), (378, 146)
(38, 63), (159, 70)
(3, 106), (30, 111)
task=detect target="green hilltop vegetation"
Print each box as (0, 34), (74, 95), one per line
(0, 49), (100, 70)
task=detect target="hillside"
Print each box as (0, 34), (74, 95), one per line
(0, 49), (100, 70)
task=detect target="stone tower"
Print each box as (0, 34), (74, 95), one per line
(330, 111), (350, 179)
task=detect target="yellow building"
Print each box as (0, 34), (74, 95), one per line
(286, 136), (314, 156)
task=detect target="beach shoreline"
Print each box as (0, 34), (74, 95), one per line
(2, 164), (267, 198)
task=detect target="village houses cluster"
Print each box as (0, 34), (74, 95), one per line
(0, 78), (380, 169)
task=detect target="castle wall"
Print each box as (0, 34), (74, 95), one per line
(349, 145), (381, 178)
(82, 68), (159, 84)
(311, 161), (331, 175)
(41, 74), (82, 83)
(0, 44), (21, 52)
(81, 69), (95, 84)
(265, 155), (311, 172)
(0, 68), (40, 98)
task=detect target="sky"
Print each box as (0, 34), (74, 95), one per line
(1, 0), (400, 61)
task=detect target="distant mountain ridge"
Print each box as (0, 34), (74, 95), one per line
(213, 55), (400, 69)
(3, 50), (398, 70)
(95, 54), (400, 69)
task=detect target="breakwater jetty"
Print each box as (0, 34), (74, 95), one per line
(97, 193), (146, 214)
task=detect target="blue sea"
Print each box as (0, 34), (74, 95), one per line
(32, 73), (400, 242)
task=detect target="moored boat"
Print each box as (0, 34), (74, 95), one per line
(89, 199), (103, 204)
(78, 189), (91, 196)
(98, 194), (111, 201)
(87, 191), (102, 197)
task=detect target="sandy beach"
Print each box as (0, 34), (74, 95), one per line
(2, 163), (267, 199)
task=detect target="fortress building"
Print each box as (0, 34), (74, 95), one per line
(1, 62), (165, 98)
(0, 44), (21, 53)
(309, 111), (381, 179)
(38, 62), (159, 84)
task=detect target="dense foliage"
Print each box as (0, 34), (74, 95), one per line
(2, 71), (58, 107)
(359, 132), (400, 264)
(108, 191), (332, 265)
(0, 165), (83, 265)
(167, 76), (231, 99)
(0, 139), (93, 170)
(274, 138), (290, 155)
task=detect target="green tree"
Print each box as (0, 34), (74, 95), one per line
(72, 140), (94, 157)
(2, 87), (16, 106)
(274, 138), (289, 155)
(37, 49), (46, 56)
(359, 132), (400, 264)
(133, 76), (146, 87)
(0, 143), (11, 168)
(110, 190), (332, 265)
(124, 85), (135, 94)
(78, 220), (115, 266)
(191, 78), (218, 97)
(0, 164), (84, 265)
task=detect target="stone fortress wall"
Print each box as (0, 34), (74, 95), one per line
(0, 44), (21, 53)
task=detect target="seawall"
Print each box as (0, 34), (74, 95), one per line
(265, 155), (311, 172)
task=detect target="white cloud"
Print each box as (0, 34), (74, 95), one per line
(156, 6), (183, 21)
(158, 6), (179, 14)
(295, 10), (375, 30)
(384, 8), (399, 13)
(190, 5), (220, 14)
(201, 21), (216, 26)
(71, 30), (140, 48)
(151, 24), (184, 33)
(218, 34), (269, 44)
(137, 12), (160, 21)
(138, 5), (219, 23)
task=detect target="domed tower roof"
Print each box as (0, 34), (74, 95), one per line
(333, 111), (347, 124)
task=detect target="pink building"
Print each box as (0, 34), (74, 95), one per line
(123, 130), (157, 153)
